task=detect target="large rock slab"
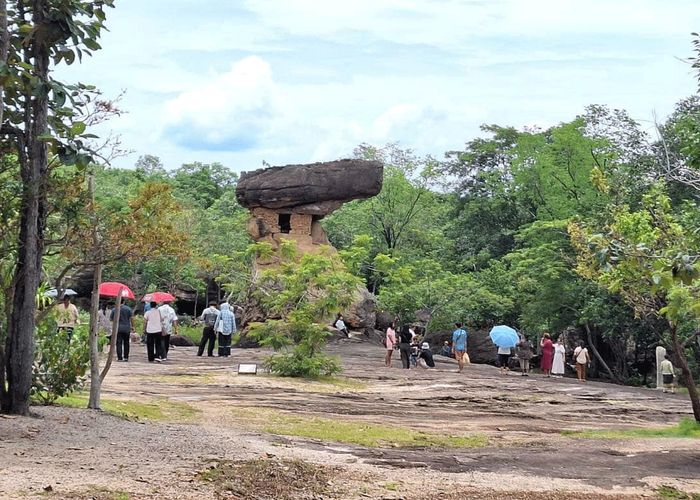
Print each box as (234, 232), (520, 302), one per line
(236, 159), (383, 215)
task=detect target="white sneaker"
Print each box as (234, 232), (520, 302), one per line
(155, 358), (162, 363)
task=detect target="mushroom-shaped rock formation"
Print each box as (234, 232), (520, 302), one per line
(236, 159), (383, 255)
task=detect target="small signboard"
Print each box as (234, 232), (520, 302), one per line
(237, 363), (257, 375)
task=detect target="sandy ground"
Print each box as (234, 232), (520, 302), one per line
(0, 336), (698, 499)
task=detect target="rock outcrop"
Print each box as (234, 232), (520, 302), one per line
(236, 159), (383, 214)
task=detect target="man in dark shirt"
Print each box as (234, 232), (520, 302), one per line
(110, 303), (134, 361)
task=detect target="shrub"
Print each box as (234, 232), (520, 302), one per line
(32, 316), (91, 404)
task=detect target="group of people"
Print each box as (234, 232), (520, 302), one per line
(197, 301), (237, 357)
(384, 322), (435, 369)
(384, 321), (596, 382)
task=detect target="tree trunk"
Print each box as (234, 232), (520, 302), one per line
(87, 263), (102, 408)
(4, 0), (50, 415)
(670, 324), (700, 423)
(584, 322), (617, 382)
(0, 0), (9, 126)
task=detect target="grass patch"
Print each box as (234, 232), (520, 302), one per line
(656, 484), (700, 499)
(199, 458), (337, 499)
(562, 418), (700, 439)
(55, 392), (199, 422)
(233, 407), (487, 448)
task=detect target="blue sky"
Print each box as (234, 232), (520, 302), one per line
(57, 0), (700, 172)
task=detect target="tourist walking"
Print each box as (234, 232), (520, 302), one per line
(158, 301), (178, 361)
(97, 302), (112, 346)
(111, 301), (134, 362)
(398, 324), (412, 369)
(197, 301), (219, 357)
(143, 301), (163, 362)
(540, 333), (554, 377)
(552, 337), (566, 377)
(573, 341), (591, 382)
(385, 322), (396, 367)
(215, 302), (236, 357)
(452, 323), (468, 373)
(515, 336), (534, 376)
(56, 295), (79, 341)
(660, 354), (676, 393)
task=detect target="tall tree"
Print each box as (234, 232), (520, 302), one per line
(0, 0), (113, 415)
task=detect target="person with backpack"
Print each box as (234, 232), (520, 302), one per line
(197, 301), (219, 357)
(452, 323), (468, 373)
(573, 341), (591, 382)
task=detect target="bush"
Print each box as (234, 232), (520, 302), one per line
(32, 316), (91, 404)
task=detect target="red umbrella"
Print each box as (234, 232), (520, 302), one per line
(98, 282), (135, 299)
(141, 291), (176, 303)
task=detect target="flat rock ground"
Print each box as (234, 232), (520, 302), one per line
(1, 337), (698, 499)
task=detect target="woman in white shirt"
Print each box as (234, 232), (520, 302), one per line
(573, 341), (591, 382)
(552, 338), (566, 378)
(143, 302), (163, 362)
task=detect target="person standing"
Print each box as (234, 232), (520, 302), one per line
(97, 302), (112, 346)
(56, 295), (79, 341)
(214, 302), (236, 357)
(660, 354), (676, 393)
(573, 341), (591, 382)
(158, 301), (178, 361)
(398, 324), (412, 369)
(540, 333), (554, 377)
(197, 302), (219, 357)
(552, 337), (566, 378)
(515, 336), (534, 376)
(385, 322), (396, 367)
(497, 345), (512, 374)
(111, 301), (134, 362)
(143, 301), (163, 362)
(452, 323), (468, 373)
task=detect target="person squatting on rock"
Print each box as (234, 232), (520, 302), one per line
(334, 313), (350, 338)
(418, 342), (435, 368)
(215, 302), (236, 357)
(398, 324), (412, 369)
(158, 301), (178, 361)
(197, 301), (219, 357)
(452, 323), (468, 373)
(111, 301), (134, 362)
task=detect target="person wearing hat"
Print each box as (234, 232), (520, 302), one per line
(418, 342), (435, 368)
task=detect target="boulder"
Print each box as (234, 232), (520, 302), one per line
(375, 311), (394, 332)
(423, 328), (501, 365)
(344, 286), (377, 329)
(170, 334), (196, 347)
(236, 159), (383, 215)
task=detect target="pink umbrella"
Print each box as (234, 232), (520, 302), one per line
(98, 282), (135, 299)
(141, 291), (176, 303)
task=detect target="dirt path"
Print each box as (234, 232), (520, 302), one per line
(1, 338), (698, 499)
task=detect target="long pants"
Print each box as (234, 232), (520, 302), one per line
(519, 358), (530, 372)
(158, 334), (171, 360)
(576, 362), (587, 380)
(58, 327), (74, 342)
(116, 331), (130, 360)
(399, 343), (411, 369)
(218, 333), (231, 357)
(197, 326), (216, 356)
(146, 332), (161, 361)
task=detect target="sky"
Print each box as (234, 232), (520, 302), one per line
(56, 0), (700, 173)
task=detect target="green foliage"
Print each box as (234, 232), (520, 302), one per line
(31, 317), (90, 405)
(248, 244), (361, 378)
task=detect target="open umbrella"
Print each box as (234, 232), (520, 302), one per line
(489, 325), (519, 348)
(98, 282), (135, 299)
(44, 288), (78, 298)
(142, 291), (176, 303)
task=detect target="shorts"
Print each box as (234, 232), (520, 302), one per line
(498, 354), (511, 367)
(454, 349), (466, 359)
(662, 374), (674, 385)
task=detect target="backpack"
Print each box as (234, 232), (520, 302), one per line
(203, 310), (217, 327)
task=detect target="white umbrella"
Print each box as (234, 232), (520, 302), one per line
(44, 288), (78, 298)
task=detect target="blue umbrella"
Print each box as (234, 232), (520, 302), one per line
(489, 325), (519, 348)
